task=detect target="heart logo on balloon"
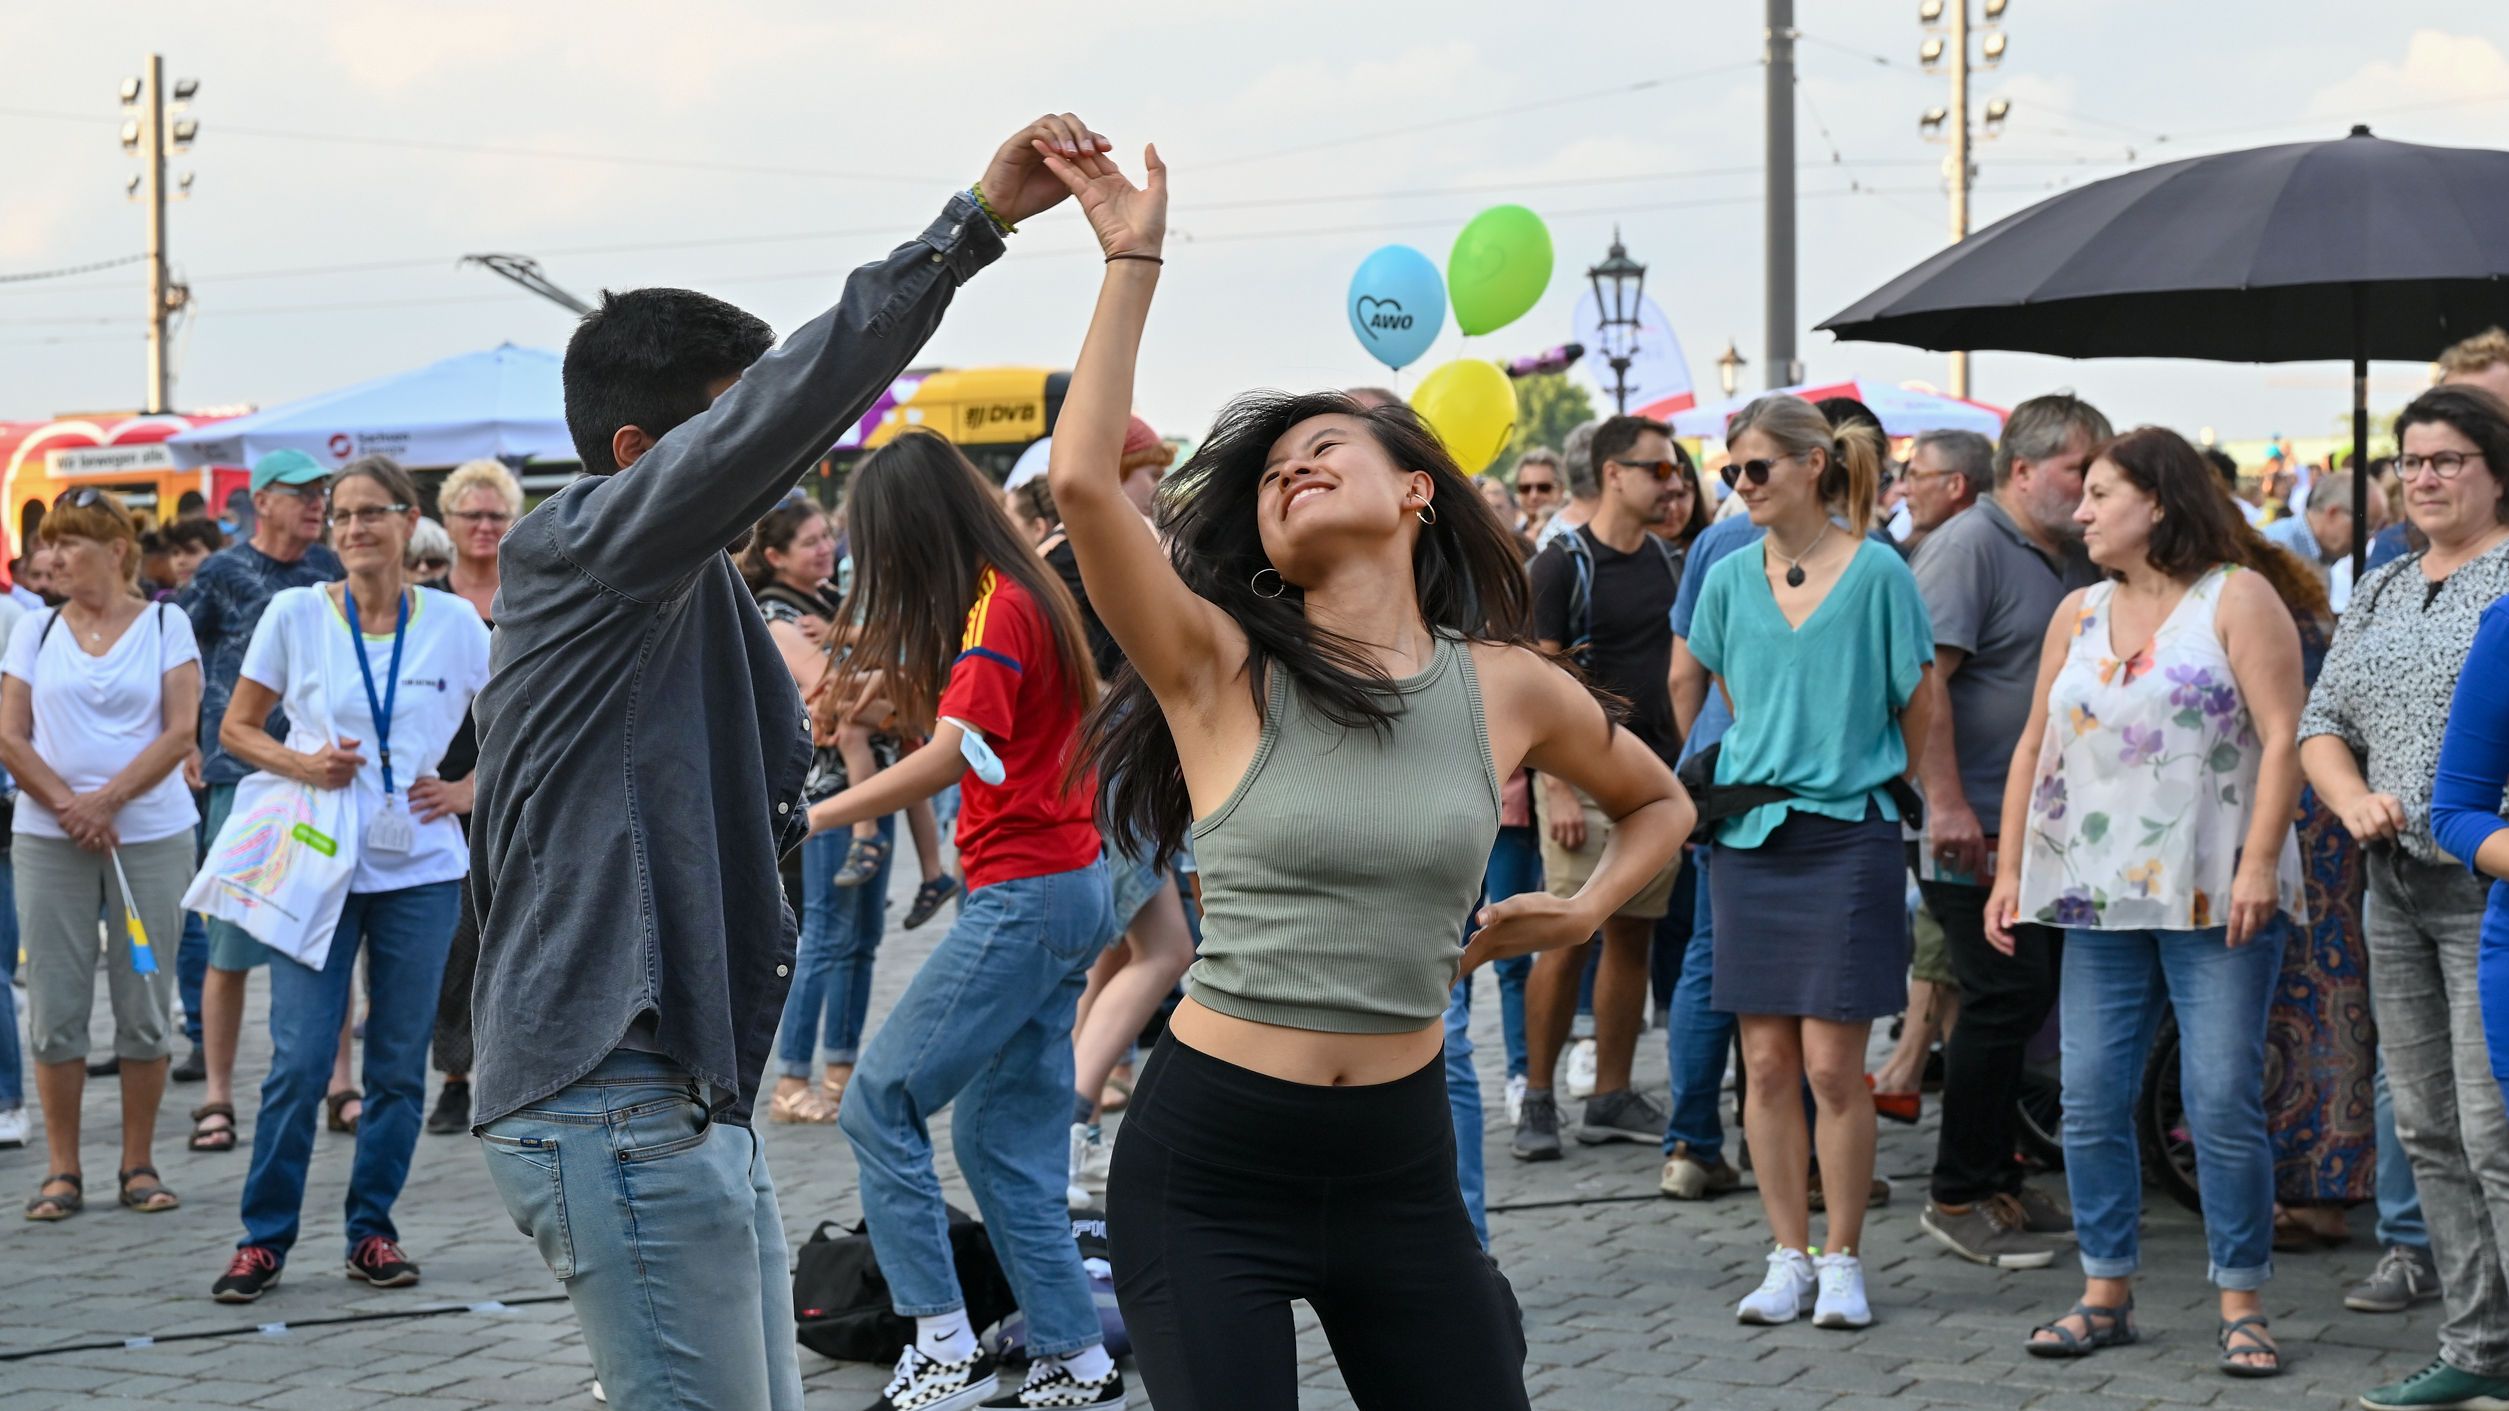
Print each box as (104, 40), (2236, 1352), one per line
(1354, 296), (1415, 343)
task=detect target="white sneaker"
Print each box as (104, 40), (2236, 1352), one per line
(1812, 1252), (1873, 1329)
(1736, 1247), (1818, 1325)
(0, 1106), (26, 1149)
(1078, 1125), (1112, 1193)
(1504, 1073), (1529, 1125)
(1564, 1038), (1598, 1100)
(980, 1359), (1127, 1409)
(875, 1344), (1000, 1411)
(1067, 1124), (1095, 1211)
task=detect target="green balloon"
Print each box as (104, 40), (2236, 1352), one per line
(1447, 205), (1554, 336)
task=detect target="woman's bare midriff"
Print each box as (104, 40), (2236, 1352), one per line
(1167, 995), (1445, 1087)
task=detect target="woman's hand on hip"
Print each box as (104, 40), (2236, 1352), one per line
(408, 775), (473, 823)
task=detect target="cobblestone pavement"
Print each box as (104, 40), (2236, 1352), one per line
(3, 860), (2439, 1408)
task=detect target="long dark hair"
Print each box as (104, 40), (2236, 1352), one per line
(739, 498), (828, 592)
(843, 432), (1098, 726)
(1087, 390), (1534, 865)
(2093, 427), (2266, 581)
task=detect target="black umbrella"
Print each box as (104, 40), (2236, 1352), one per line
(1819, 125), (2509, 567)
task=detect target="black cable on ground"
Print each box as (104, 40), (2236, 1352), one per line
(0, 1293), (572, 1362)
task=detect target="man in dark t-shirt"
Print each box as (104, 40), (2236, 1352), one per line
(1514, 415), (1688, 1160)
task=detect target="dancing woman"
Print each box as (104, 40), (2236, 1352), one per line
(1040, 143), (1690, 1409)
(807, 431), (1123, 1411)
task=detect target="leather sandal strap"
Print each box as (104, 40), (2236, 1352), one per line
(192, 1102), (235, 1122)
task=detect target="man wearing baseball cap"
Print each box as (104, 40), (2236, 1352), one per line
(174, 449), (343, 1149)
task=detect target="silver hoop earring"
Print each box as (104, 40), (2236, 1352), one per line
(1251, 567), (1286, 599)
(1415, 503), (1438, 526)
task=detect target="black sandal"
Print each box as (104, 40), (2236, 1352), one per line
(2027, 1299), (2138, 1358)
(903, 875), (962, 930)
(326, 1088), (363, 1134)
(832, 836), (890, 889)
(24, 1173), (82, 1221)
(2218, 1315), (2282, 1378)
(190, 1102), (238, 1153)
(117, 1166), (179, 1213)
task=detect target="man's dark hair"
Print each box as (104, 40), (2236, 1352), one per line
(1589, 415), (1673, 480)
(1813, 396), (1884, 436)
(2199, 445), (2240, 488)
(562, 288), (776, 473)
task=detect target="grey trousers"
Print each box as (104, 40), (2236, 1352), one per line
(16, 831), (191, 1066)
(2368, 847), (2509, 1377)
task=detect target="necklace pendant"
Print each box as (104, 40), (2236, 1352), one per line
(1785, 565), (1807, 588)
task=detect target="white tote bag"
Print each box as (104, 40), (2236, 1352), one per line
(182, 602), (361, 969)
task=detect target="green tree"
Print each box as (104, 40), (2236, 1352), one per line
(1501, 373), (1596, 478)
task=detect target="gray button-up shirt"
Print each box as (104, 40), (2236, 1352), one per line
(468, 197), (1004, 1127)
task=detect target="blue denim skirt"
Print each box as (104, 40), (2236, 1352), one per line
(1709, 803), (1910, 1022)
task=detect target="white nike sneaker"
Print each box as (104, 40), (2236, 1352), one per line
(1736, 1247), (1818, 1325)
(1813, 1252), (1874, 1329)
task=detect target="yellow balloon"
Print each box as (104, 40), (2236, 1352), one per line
(1409, 359), (1516, 474)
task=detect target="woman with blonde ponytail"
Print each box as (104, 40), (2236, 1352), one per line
(1685, 392), (1938, 1330)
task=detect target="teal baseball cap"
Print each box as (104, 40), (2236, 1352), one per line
(250, 448), (331, 492)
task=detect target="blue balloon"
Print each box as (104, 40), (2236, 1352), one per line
(1347, 245), (1446, 371)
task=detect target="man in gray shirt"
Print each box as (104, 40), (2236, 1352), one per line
(466, 115), (1108, 1411)
(1910, 393), (2109, 1269)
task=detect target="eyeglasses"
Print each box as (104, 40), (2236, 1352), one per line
(2396, 450), (2487, 482)
(327, 503), (411, 529)
(446, 509), (513, 527)
(1721, 452), (1803, 488)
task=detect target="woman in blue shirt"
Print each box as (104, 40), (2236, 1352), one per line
(1687, 393), (1936, 1331)
(2434, 590), (2509, 1101)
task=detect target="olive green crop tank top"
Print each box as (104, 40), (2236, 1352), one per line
(1183, 632), (1502, 1034)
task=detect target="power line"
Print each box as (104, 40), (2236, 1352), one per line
(0, 252), (148, 284)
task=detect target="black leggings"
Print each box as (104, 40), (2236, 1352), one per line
(1106, 1033), (1529, 1411)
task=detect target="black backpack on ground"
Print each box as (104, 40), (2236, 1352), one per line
(793, 1204), (1018, 1363)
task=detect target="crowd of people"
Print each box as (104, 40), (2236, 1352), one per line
(9, 113), (2509, 1411)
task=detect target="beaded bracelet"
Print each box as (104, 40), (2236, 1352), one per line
(967, 186), (1017, 236)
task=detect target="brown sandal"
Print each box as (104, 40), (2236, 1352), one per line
(768, 1086), (838, 1125)
(117, 1166), (179, 1213)
(24, 1173), (82, 1221)
(326, 1089), (363, 1134)
(190, 1102), (238, 1153)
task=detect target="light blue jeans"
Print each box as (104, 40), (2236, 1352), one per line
(2060, 924), (2283, 1289)
(1664, 847), (1734, 1162)
(838, 860), (1113, 1358)
(1444, 978), (1488, 1247)
(776, 813), (895, 1076)
(481, 1050), (801, 1411)
(2375, 1057), (2431, 1248)
(240, 881), (461, 1259)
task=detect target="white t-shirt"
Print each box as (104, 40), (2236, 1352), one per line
(2, 602), (202, 845)
(239, 585), (491, 893)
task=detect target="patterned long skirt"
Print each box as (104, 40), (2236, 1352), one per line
(2265, 787), (2376, 1204)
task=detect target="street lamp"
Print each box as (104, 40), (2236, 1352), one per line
(1717, 339), (1748, 400)
(1586, 228), (1647, 414)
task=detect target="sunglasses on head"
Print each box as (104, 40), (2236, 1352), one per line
(55, 487), (108, 510)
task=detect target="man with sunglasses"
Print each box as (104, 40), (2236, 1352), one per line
(1517, 415), (1689, 1161)
(175, 449), (343, 1154)
(1511, 448), (1565, 536)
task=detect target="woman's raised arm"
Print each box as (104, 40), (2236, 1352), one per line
(1041, 143), (1241, 704)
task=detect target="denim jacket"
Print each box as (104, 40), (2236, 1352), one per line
(468, 196), (1005, 1127)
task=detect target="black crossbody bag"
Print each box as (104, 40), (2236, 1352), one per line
(1676, 742), (1925, 844)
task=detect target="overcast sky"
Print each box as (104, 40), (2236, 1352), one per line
(3, 2), (2503, 450)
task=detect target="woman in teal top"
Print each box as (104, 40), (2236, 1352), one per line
(1687, 392), (1936, 1333)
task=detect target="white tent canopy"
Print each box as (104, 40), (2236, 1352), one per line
(169, 343), (569, 470)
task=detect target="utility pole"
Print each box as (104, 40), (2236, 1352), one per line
(1921, 0), (2008, 400)
(1765, 0), (1799, 391)
(121, 55), (197, 414)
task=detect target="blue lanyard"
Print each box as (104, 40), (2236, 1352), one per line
(343, 588), (409, 797)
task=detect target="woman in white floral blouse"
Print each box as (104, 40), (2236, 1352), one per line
(1986, 426), (2305, 1378)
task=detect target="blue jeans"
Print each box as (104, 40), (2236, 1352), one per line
(0, 851), (18, 1109)
(482, 1050), (800, 1411)
(239, 881), (461, 1259)
(2060, 924), (2282, 1289)
(1484, 825), (1542, 1079)
(839, 861), (1112, 1357)
(777, 813), (895, 1076)
(1664, 847), (1734, 1162)
(1444, 979), (1488, 1247)
(2375, 1056), (2431, 1248)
